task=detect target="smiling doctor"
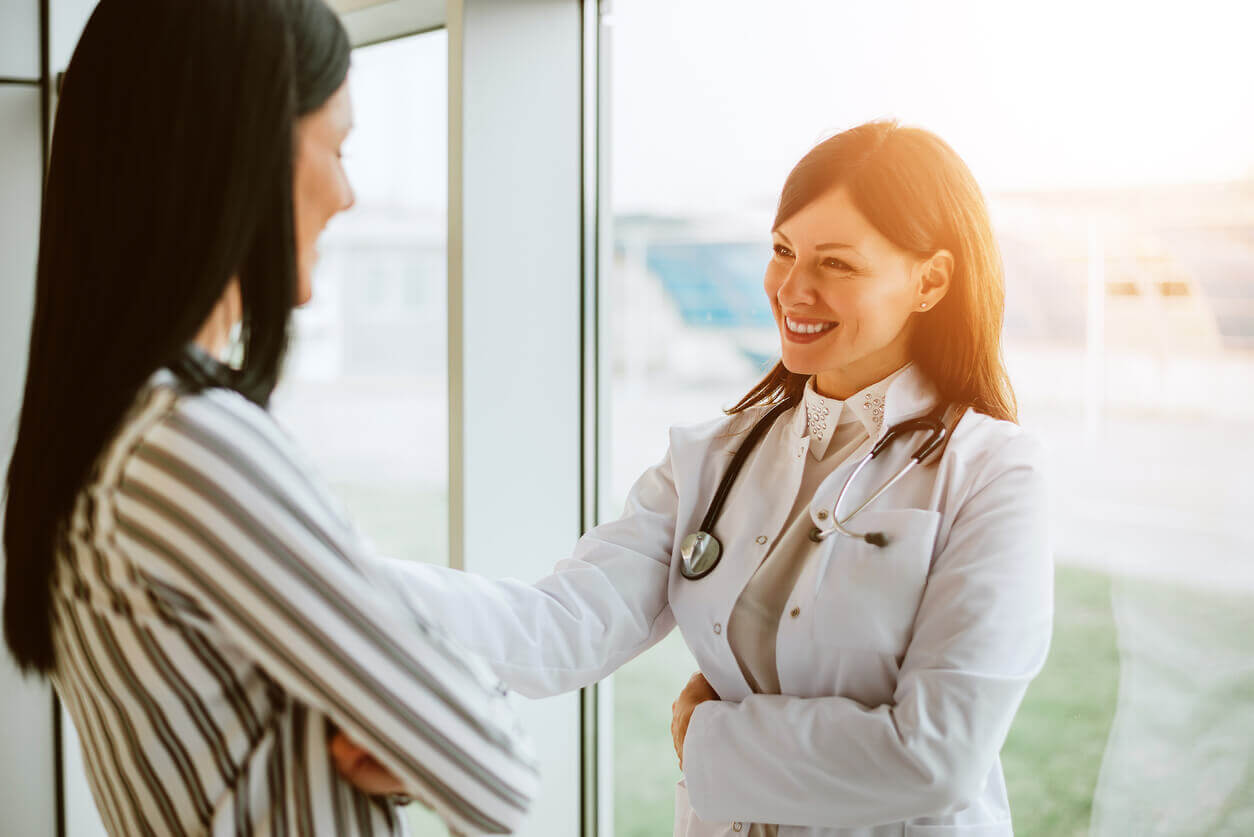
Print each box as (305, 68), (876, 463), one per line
(354, 120), (1053, 836)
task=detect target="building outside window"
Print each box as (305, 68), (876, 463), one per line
(271, 28), (452, 836)
(600, 2), (1254, 835)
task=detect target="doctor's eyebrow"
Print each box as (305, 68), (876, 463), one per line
(772, 231), (863, 256)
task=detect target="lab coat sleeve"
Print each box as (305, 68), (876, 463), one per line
(372, 452), (679, 699)
(681, 432), (1054, 828)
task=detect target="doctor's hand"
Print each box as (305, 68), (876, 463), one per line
(330, 730), (408, 798)
(671, 671), (719, 770)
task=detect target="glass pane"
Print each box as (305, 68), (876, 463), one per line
(274, 29), (449, 568)
(601, 2), (1254, 835)
(269, 29), (450, 836)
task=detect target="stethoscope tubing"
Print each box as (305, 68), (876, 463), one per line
(696, 399), (795, 536)
(678, 399), (794, 580)
(812, 404), (958, 545)
(680, 399), (963, 578)
(814, 456), (920, 543)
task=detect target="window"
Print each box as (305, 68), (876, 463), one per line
(600, 2), (1254, 835)
(271, 29), (451, 836)
(274, 30), (449, 570)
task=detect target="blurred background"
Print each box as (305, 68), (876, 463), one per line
(2, 0), (1251, 834)
(598, 3), (1254, 835)
(275, 3), (1254, 834)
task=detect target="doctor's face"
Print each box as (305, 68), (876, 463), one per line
(293, 80), (356, 306)
(765, 187), (933, 398)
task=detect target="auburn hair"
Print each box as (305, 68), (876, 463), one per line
(729, 120), (1017, 424)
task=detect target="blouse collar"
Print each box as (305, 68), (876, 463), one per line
(797, 363), (923, 458)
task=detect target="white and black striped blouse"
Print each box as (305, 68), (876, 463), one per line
(49, 366), (538, 836)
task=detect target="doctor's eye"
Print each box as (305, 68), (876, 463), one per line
(822, 257), (854, 272)
(772, 243), (794, 259)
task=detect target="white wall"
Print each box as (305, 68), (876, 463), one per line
(2, 1), (602, 833)
(448, 1), (588, 833)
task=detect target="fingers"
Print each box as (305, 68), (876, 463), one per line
(331, 750), (408, 795)
(671, 694), (686, 769)
(330, 732), (408, 796)
(342, 760), (409, 796)
(672, 671), (715, 771)
(330, 731), (368, 760)
(330, 732), (371, 773)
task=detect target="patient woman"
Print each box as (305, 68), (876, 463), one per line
(2, 0), (536, 834)
(336, 121), (1053, 836)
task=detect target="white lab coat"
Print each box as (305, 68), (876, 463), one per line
(384, 366), (1053, 836)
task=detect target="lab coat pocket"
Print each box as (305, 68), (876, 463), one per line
(811, 508), (941, 655)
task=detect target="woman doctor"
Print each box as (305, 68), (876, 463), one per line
(340, 119), (1053, 836)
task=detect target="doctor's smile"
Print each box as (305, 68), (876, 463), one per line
(781, 315), (838, 341)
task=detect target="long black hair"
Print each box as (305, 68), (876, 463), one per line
(3, 0), (350, 673)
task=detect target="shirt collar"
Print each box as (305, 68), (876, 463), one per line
(799, 380), (846, 460)
(790, 362), (938, 449)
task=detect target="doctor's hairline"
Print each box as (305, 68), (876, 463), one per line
(732, 119), (1018, 426)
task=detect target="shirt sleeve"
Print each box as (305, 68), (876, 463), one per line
(111, 391), (539, 836)
(367, 448), (681, 699)
(681, 432), (1054, 828)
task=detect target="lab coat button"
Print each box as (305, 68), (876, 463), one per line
(790, 607), (801, 619)
(816, 509), (829, 520)
(733, 823), (743, 832)
(755, 535), (767, 545)
(713, 622), (722, 635)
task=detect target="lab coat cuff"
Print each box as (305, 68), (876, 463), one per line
(681, 700), (724, 821)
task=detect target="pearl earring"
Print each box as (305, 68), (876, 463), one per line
(920, 302), (929, 310)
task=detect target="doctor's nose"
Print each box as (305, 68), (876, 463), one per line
(775, 263), (820, 309)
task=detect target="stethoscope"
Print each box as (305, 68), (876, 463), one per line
(678, 399), (962, 580)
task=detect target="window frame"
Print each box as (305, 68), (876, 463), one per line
(45, 1), (612, 834)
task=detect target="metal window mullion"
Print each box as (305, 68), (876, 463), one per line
(577, 0), (602, 831)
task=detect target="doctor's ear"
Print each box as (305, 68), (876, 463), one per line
(914, 249), (953, 312)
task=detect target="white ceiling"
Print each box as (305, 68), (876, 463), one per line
(329, 0), (446, 46)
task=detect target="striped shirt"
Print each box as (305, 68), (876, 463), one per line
(50, 368), (539, 836)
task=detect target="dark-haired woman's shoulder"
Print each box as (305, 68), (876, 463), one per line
(102, 370), (356, 558)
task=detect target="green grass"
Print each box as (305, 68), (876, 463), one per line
(1001, 568), (1118, 837)
(611, 633), (695, 837)
(613, 566), (1120, 837)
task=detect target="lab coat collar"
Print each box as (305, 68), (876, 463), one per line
(791, 363), (931, 452)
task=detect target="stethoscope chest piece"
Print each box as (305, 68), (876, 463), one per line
(680, 531), (722, 580)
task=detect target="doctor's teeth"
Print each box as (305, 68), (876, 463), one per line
(786, 317), (836, 335)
